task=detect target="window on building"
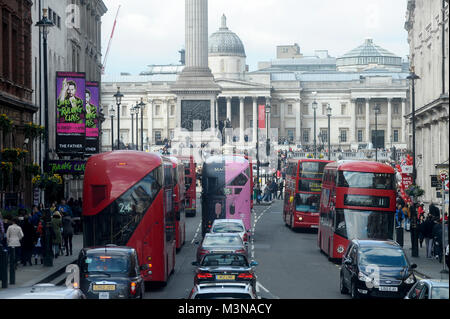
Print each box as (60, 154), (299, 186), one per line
(341, 103), (347, 115)
(122, 105), (127, 117)
(340, 129), (348, 143)
(357, 103), (364, 115)
(393, 104), (399, 115)
(272, 105), (278, 116)
(320, 129), (328, 143)
(357, 130), (363, 143)
(170, 105), (175, 117)
(155, 105), (161, 116)
(393, 130), (399, 143)
(302, 129), (310, 143)
(322, 104), (328, 115)
(287, 129), (294, 142)
(287, 104), (293, 115)
(302, 103), (309, 115)
(155, 131), (162, 143)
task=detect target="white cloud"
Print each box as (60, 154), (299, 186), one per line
(102, 0), (409, 75)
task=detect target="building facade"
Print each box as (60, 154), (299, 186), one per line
(101, 16), (410, 156)
(405, 0), (449, 204)
(0, 0), (38, 208)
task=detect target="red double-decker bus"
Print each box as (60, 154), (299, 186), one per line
(176, 155), (197, 217)
(283, 159), (332, 230)
(82, 151), (176, 283)
(167, 157), (186, 251)
(318, 161), (396, 260)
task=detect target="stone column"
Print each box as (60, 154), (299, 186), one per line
(280, 99), (286, 139)
(226, 96), (232, 122)
(365, 99), (370, 143)
(350, 99), (357, 143)
(148, 99), (153, 145)
(252, 97), (258, 144)
(185, 0), (209, 70)
(401, 99), (407, 143)
(239, 97), (245, 143)
(210, 97), (216, 130)
(295, 99), (301, 143)
(164, 98), (169, 139)
(387, 98), (392, 146)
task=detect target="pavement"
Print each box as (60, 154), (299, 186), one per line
(395, 227), (449, 280)
(0, 234), (83, 290)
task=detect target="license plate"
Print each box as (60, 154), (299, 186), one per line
(379, 286), (398, 292)
(216, 275), (235, 280)
(93, 284), (116, 291)
(98, 292), (110, 299)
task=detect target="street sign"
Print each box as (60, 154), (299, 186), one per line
(439, 170), (449, 182)
(431, 175), (441, 188)
(402, 165), (413, 174)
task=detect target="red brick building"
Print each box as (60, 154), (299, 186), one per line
(0, 0), (38, 208)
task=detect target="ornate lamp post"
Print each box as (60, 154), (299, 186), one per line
(130, 105), (135, 149)
(139, 98), (146, 151)
(326, 104), (332, 160)
(312, 93), (318, 159)
(374, 103), (381, 161)
(113, 88), (124, 150)
(109, 105), (116, 151)
(35, 8), (54, 181)
(265, 99), (271, 157)
(134, 101), (140, 151)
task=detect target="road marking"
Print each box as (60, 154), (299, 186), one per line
(191, 222), (202, 244)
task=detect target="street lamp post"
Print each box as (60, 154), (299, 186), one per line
(35, 8), (54, 193)
(312, 94), (318, 159)
(374, 104), (381, 162)
(139, 98), (146, 151)
(407, 68), (420, 258)
(134, 101), (140, 151)
(109, 106), (116, 151)
(130, 105), (135, 149)
(326, 104), (332, 160)
(265, 100), (271, 158)
(114, 88), (124, 150)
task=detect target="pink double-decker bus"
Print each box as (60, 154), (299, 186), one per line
(201, 156), (252, 238)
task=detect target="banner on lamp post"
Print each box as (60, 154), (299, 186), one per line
(85, 81), (100, 154)
(258, 104), (266, 129)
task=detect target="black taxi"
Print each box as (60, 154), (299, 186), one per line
(77, 245), (146, 299)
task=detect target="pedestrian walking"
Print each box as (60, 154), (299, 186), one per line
(403, 204), (411, 231)
(58, 199), (73, 218)
(429, 202), (440, 220)
(278, 180), (284, 200)
(422, 215), (435, 259)
(62, 212), (75, 256)
(6, 217), (24, 268)
(418, 214), (425, 248)
(20, 214), (35, 266)
(395, 204), (405, 247)
(271, 180), (278, 201)
(51, 211), (63, 258)
(32, 221), (44, 265)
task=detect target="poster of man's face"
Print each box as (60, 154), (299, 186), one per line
(67, 82), (77, 99)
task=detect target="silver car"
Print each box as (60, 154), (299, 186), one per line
(210, 219), (249, 244)
(0, 284), (86, 299)
(405, 279), (449, 299)
(196, 233), (247, 263)
(188, 283), (257, 299)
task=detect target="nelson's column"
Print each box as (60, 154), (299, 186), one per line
(171, 0), (222, 146)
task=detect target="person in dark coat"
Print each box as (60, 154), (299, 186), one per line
(432, 219), (443, 262)
(62, 212), (75, 256)
(422, 215), (435, 258)
(429, 203), (440, 220)
(20, 214), (35, 266)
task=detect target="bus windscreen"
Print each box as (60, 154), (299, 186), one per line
(338, 171), (395, 190)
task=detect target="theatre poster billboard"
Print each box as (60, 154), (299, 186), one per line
(85, 81), (100, 154)
(56, 72), (86, 154)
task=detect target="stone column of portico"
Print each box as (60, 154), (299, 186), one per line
(164, 98), (169, 139)
(365, 99), (370, 143)
(387, 98), (392, 147)
(226, 96), (232, 122)
(215, 98), (218, 127)
(239, 97), (245, 143)
(148, 99), (153, 146)
(252, 97), (258, 144)
(350, 99), (357, 143)
(210, 97), (216, 130)
(280, 99), (286, 139)
(295, 99), (301, 144)
(401, 99), (407, 143)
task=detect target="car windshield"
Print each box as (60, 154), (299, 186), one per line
(212, 223), (244, 233)
(358, 247), (407, 267)
(82, 255), (130, 274)
(203, 236), (243, 246)
(195, 293), (252, 299)
(201, 254), (248, 267)
(431, 287), (449, 299)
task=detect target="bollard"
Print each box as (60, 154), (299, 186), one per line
(9, 248), (15, 285)
(0, 248), (8, 288)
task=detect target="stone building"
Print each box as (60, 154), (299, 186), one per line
(405, 0), (449, 204)
(0, 0), (38, 207)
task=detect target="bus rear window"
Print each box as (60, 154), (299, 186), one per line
(299, 162), (328, 179)
(338, 171), (394, 190)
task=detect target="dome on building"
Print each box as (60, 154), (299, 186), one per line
(209, 15), (246, 57)
(336, 38), (402, 71)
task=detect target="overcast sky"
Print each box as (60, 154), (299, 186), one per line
(101, 0), (409, 75)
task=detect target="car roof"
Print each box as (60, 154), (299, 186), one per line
(195, 283), (252, 294)
(82, 246), (135, 256)
(205, 233), (242, 238)
(352, 239), (401, 249)
(0, 284), (83, 299)
(212, 219), (245, 225)
(420, 279), (449, 287)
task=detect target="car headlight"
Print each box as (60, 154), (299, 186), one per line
(404, 274), (416, 284)
(358, 272), (371, 282)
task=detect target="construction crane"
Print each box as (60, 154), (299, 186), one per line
(102, 5), (121, 74)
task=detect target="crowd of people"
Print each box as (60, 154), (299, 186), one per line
(253, 178), (284, 204)
(0, 198), (82, 269)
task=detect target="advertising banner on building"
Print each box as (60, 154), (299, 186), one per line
(258, 104), (266, 129)
(56, 72), (86, 154)
(47, 160), (87, 175)
(85, 81), (100, 154)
